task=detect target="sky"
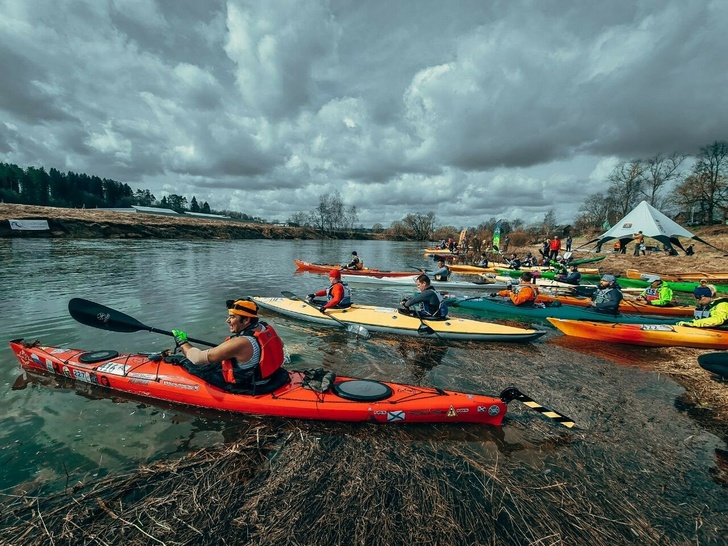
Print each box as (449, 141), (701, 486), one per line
(1, 0), (727, 228)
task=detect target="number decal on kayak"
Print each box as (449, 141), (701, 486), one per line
(640, 325), (675, 331)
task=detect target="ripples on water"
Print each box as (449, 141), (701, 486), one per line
(0, 238), (726, 543)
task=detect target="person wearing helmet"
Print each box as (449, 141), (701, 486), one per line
(636, 276), (674, 306)
(171, 299), (286, 392)
(342, 251), (363, 270)
(307, 269), (352, 312)
(589, 274), (624, 315)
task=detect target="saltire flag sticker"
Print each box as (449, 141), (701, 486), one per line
(386, 411), (405, 422)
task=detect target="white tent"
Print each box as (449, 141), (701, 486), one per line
(585, 201), (720, 254)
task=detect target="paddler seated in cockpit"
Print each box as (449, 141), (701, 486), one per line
(493, 271), (539, 306)
(399, 274), (448, 319)
(172, 299), (287, 393)
(427, 259), (451, 281)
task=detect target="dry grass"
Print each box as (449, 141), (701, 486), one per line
(2, 420), (722, 546)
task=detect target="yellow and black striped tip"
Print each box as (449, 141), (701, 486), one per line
(500, 387), (575, 429)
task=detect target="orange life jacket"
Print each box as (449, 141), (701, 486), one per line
(221, 322), (285, 383)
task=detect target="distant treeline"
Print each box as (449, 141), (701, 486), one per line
(0, 162), (263, 222)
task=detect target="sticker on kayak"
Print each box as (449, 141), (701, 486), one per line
(386, 411), (405, 422)
(96, 362), (130, 376)
(640, 325), (675, 331)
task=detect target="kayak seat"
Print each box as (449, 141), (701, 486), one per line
(333, 380), (393, 402)
(80, 350), (119, 363)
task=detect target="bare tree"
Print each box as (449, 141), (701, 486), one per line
(402, 212), (437, 240)
(607, 160), (645, 217)
(639, 153), (686, 209)
(575, 192), (619, 230)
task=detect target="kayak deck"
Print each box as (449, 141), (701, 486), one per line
(251, 297), (546, 342)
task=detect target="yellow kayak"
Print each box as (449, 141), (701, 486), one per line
(251, 296), (546, 342)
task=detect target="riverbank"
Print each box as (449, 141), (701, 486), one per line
(0, 203), (361, 240)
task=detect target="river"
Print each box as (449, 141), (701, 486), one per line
(0, 238), (726, 544)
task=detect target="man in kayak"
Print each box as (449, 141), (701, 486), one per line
(399, 274), (448, 318)
(692, 279), (716, 319)
(635, 276), (674, 306)
(677, 293), (728, 328)
(308, 269), (352, 311)
(494, 272), (539, 306)
(427, 259), (451, 281)
(342, 251), (363, 270)
(589, 274), (624, 315)
(556, 264), (581, 285)
(171, 299), (286, 392)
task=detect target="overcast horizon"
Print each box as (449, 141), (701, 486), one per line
(2, 0), (727, 228)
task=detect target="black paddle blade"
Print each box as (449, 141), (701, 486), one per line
(417, 324), (435, 335)
(68, 298), (150, 334)
(500, 387), (575, 429)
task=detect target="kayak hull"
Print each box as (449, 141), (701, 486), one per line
(9, 340), (507, 425)
(697, 352), (728, 379)
(342, 274), (511, 291)
(536, 294), (694, 317)
(251, 297), (546, 342)
(547, 319), (728, 349)
(448, 297), (679, 325)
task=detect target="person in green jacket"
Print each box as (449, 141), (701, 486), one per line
(677, 295), (728, 327)
(635, 276), (673, 306)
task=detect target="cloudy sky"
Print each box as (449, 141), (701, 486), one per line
(1, 0), (727, 228)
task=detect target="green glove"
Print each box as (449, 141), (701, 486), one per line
(675, 321), (690, 327)
(172, 329), (188, 345)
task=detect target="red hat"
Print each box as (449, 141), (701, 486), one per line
(329, 269), (341, 280)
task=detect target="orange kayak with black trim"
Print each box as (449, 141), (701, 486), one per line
(9, 339), (508, 425)
(536, 294), (694, 317)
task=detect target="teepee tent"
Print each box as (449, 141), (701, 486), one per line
(584, 201), (721, 254)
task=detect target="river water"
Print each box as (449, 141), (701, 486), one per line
(0, 238), (726, 543)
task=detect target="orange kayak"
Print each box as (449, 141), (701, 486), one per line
(9, 339), (510, 425)
(547, 319), (728, 349)
(294, 259), (415, 277)
(536, 294), (694, 317)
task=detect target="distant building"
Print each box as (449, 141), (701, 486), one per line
(186, 211), (231, 220)
(132, 205), (180, 216)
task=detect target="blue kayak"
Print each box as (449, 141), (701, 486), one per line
(446, 296), (679, 325)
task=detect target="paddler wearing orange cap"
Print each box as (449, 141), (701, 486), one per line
(172, 298), (285, 391)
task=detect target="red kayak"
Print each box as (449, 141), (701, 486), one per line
(10, 339), (519, 425)
(294, 259), (416, 277)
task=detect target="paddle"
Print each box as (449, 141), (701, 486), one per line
(408, 264), (426, 272)
(500, 387), (575, 428)
(280, 291), (371, 339)
(68, 298), (216, 347)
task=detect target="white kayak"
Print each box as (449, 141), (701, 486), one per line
(251, 296), (546, 342)
(341, 273), (511, 291)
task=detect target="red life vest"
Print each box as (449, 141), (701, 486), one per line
(221, 322), (285, 383)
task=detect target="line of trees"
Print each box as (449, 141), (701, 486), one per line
(0, 162), (263, 222)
